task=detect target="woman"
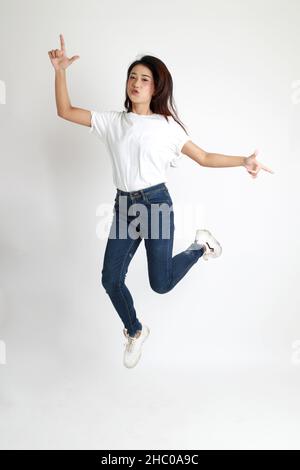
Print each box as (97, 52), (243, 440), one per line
(48, 34), (274, 369)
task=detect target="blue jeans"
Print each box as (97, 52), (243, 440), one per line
(101, 182), (205, 337)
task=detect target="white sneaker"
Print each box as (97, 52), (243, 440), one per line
(194, 229), (222, 261)
(123, 324), (150, 368)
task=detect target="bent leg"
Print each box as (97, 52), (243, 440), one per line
(144, 207), (205, 293)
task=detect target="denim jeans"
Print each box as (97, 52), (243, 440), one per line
(101, 182), (205, 337)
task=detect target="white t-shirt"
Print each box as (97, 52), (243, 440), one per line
(88, 110), (191, 191)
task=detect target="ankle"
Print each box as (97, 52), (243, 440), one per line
(195, 241), (208, 253)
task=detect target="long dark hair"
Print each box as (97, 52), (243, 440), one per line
(124, 55), (188, 136)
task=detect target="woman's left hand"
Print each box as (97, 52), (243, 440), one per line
(243, 149), (274, 178)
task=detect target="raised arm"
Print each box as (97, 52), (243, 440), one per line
(48, 34), (92, 127)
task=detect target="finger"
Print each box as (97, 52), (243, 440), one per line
(69, 55), (80, 63)
(60, 33), (65, 52)
(261, 165), (275, 174)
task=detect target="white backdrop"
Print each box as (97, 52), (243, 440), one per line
(0, 0), (300, 450)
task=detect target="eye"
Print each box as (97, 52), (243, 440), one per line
(129, 76), (149, 82)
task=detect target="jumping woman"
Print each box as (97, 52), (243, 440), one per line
(48, 34), (274, 369)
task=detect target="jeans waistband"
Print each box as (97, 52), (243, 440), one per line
(116, 182), (167, 198)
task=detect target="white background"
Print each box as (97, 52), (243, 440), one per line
(0, 0), (300, 450)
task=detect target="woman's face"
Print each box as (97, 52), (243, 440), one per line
(127, 64), (155, 107)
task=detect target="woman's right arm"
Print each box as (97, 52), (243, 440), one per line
(49, 34), (92, 127)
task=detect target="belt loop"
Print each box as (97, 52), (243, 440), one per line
(142, 188), (149, 204)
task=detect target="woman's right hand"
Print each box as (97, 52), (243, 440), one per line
(48, 34), (80, 71)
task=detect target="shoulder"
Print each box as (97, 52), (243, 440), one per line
(90, 110), (123, 130)
(89, 110), (122, 139)
(92, 110), (121, 120)
(166, 115), (184, 129)
(166, 115), (189, 137)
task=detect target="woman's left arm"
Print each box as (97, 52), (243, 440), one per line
(181, 141), (274, 178)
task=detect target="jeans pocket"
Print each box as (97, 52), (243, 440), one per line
(147, 188), (171, 205)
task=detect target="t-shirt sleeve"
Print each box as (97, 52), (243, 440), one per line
(88, 110), (115, 142)
(169, 118), (191, 168)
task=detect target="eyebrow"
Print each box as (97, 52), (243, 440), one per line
(129, 72), (152, 78)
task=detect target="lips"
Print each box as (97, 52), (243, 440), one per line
(132, 90), (139, 94)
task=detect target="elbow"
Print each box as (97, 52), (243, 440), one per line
(199, 152), (209, 167)
(57, 107), (72, 119)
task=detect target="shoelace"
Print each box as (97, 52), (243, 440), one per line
(123, 336), (137, 353)
(123, 329), (138, 353)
